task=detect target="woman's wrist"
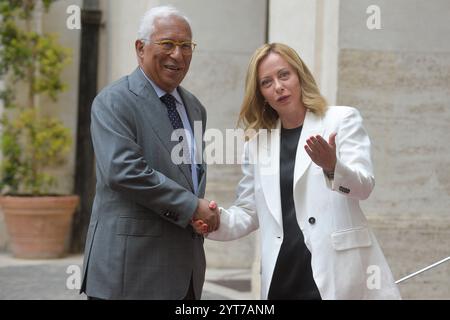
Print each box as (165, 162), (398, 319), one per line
(323, 169), (334, 179)
(323, 161), (336, 179)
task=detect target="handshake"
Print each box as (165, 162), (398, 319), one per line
(191, 199), (219, 235)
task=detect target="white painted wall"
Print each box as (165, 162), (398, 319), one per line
(269, 0), (317, 70)
(107, 0), (155, 82)
(269, 0), (339, 104)
(42, 0), (83, 194)
(340, 0), (450, 52)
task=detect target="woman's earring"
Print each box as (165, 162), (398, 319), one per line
(263, 101), (268, 114)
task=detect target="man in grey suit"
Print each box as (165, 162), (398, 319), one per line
(80, 5), (219, 300)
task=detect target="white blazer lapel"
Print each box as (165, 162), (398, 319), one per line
(258, 121), (283, 228)
(294, 110), (325, 186)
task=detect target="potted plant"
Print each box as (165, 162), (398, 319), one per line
(0, 0), (78, 258)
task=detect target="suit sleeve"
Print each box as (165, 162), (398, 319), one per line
(326, 107), (375, 200)
(91, 94), (198, 228)
(208, 141), (259, 241)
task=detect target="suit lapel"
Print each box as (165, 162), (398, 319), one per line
(178, 87), (206, 192)
(258, 111), (324, 228)
(259, 121), (283, 228)
(293, 110), (324, 187)
(128, 68), (195, 191)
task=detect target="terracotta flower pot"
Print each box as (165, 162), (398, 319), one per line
(0, 195), (79, 259)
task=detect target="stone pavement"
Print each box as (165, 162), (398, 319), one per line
(0, 253), (254, 300)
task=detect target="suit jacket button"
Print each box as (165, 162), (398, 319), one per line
(339, 186), (350, 194)
(308, 217), (316, 225)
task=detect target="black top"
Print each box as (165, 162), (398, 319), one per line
(267, 125), (321, 300)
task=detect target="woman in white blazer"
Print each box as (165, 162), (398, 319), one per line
(201, 43), (401, 299)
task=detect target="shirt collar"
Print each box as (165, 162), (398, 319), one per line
(139, 67), (183, 105)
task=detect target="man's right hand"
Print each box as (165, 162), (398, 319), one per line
(192, 199), (220, 233)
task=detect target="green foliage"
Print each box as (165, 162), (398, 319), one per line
(0, 0), (72, 195)
(1, 109), (71, 194)
(0, 0), (55, 20)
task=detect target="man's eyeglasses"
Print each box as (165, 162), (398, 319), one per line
(142, 39), (197, 55)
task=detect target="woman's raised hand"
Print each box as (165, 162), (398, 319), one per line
(304, 133), (337, 173)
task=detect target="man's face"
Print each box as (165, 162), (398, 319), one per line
(136, 16), (193, 93)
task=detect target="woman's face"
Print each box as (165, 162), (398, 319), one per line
(257, 52), (303, 117)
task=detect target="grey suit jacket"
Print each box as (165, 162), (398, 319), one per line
(80, 68), (207, 299)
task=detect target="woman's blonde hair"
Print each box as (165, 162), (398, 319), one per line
(239, 43), (327, 130)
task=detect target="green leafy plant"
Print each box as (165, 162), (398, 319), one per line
(0, 0), (72, 195)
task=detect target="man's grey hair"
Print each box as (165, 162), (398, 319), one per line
(137, 5), (191, 41)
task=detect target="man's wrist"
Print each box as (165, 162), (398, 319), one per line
(191, 198), (200, 222)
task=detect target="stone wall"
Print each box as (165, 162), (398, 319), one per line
(370, 217), (450, 299)
(336, 47), (450, 299)
(337, 0), (450, 298)
(338, 49), (450, 217)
